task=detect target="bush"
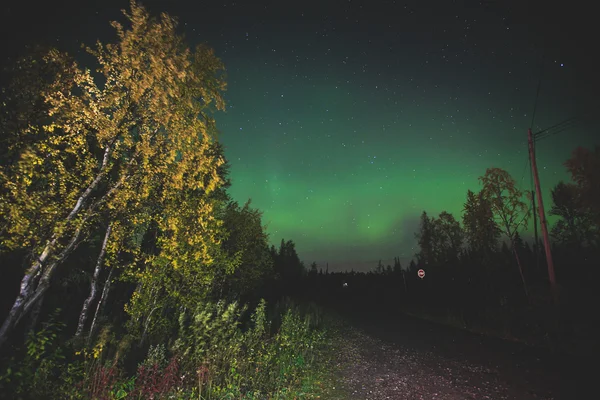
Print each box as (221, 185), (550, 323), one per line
(0, 309), (66, 399)
(0, 300), (332, 399)
(160, 298), (328, 398)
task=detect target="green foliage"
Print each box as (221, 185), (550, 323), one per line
(172, 300), (246, 379)
(166, 299), (328, 398)
(212, 200), (274, 300)
(111, 376), (136, 400)
(1, 301), (333, 399)
(140, 343), (168, 370)
(0, 309), (66, 399)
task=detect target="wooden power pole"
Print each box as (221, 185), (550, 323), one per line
(531, 190), (541, 274)
(527, 128), (558, 303)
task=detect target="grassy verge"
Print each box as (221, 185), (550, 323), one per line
(0, 300), (348, 399)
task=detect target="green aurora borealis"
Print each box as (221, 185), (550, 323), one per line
(2, 0), (598, 271)
(218, 68), (595, 270)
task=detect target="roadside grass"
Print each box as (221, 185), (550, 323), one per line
(0, 300), (350, 399)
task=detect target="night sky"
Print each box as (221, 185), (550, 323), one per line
(2, 0), (598, 271)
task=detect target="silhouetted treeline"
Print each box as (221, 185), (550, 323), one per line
(301, 148), (600, 355)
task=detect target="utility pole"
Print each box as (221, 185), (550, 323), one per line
(527, 128), (558, 303)
(531, 190), (541, 274)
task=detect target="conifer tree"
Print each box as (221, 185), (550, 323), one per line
(462, 189), (500, 259)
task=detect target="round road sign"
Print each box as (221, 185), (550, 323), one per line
(417, 269), (425, 279)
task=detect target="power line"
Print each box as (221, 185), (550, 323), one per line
(534, 116), (578, 136)
(534, 116), (580, 142)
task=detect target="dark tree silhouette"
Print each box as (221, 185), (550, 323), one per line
(415, 211), (436, 266)
(550, 181), (598, 247)
(479, 168), (530, 298)
(564, 146), (600, 228)
(435, 211), (464, 264)
(462, 189), (501, 260)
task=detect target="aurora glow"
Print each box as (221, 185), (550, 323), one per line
(2, 0), (597, 271)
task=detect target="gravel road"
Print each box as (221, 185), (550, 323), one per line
(330, 310), (593, 399)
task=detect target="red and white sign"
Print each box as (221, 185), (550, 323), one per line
(417, 269), (425, 279)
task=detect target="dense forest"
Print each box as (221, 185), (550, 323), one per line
(0, 1), (599, 399)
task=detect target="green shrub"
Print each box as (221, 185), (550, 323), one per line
(1, 300), (334, 399)
(0, 309), (66, 399)
(168, 299), (329, 398)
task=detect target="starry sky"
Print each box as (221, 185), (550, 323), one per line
(1, 0), (598, 271)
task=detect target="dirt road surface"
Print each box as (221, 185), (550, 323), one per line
(331, 310), (593, 399)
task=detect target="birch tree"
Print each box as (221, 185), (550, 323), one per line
(0, 1), (227, 348)
(0, 45), (76, 168)
(479, 168), (531, 297)
(74, 223), (112, 338)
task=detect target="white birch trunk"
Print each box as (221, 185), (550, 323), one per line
(0, 146), (113, 349)
(75, 224), (112, 338)
(88, 266), (113, 344)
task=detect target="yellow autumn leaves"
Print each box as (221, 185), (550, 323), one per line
(0, 1), (232, 340)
